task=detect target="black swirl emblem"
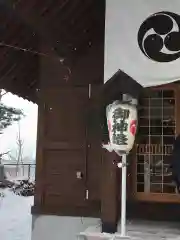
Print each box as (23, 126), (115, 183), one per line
(138, 12), (180, 62)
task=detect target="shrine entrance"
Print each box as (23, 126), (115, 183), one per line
(133, 84), (180, 203)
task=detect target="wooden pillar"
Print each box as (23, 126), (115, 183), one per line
(175, 84), (180, 135)
(32, 43), (105, 217)
(101, 149), (120, 233)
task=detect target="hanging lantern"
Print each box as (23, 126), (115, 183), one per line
(106, 101), (138, 155)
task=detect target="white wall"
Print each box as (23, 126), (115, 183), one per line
(31, 216), (100, 240)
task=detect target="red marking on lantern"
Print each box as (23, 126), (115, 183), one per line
(130, 120), (137, 136)
(108, 120), (112, 133)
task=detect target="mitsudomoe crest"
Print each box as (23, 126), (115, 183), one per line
(138, 11), (180, 62)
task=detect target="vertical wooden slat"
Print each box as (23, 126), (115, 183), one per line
(86, 85), (102, 200)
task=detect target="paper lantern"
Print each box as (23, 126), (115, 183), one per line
(106, 101), (138, 155)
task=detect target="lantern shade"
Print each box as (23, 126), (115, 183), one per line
(106, 101), (138, 154)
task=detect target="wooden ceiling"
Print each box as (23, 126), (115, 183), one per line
(0, 0), (105, 102)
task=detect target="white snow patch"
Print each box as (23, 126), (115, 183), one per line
(0, 189), (33, 240)
(80, 220), (180, 240)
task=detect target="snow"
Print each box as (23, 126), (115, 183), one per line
(81, 220), (180, 240)
(1, 188), (180, 240)
(0, 189), (33, 240)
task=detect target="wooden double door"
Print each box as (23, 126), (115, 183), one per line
(133, 84), (180, 203)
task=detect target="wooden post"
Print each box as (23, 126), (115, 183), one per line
(175, 85), (180, 136)
(101, 149), (119, 233)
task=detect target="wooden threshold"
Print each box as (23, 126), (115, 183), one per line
(31, 201), (101, 217)
(134, 193), (180, 203)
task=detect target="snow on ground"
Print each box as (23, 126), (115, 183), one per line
(1, 188), (180, 240)
(83, 220), (180, 239)
(0, 189), (33, 240)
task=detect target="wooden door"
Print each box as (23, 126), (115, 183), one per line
(133, 84), (180, 203)
(39, 87), (89, 207)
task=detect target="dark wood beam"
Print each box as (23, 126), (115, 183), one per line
(101, 149), (120, 233)
(0, 0), (68, 59)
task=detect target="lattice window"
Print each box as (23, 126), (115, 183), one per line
(136, 89), (176, 194)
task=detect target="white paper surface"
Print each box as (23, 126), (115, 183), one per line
(105, 0), (180, 87)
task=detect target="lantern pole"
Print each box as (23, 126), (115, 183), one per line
(120, 154), (127, 237)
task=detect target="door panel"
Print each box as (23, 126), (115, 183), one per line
(41, 87), (88, 206)
(134, 86), (180, 202)
(43, 88), (87, 142)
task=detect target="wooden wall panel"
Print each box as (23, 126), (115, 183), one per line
(43, 88), (87, 206)
(43, 87), (88, 142)
(71, 44), (104, 85)
(33, 43), (104, 217)
(34, 86), (89, 209)
(43, 149), (86, 206)
(40, 43), (104, 89)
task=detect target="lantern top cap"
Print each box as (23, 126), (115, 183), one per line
(122, 94), (138, 105)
